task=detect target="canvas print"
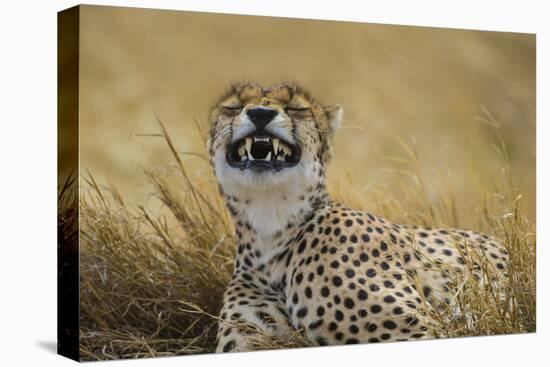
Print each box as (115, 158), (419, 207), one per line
(58, 5), (536, 361)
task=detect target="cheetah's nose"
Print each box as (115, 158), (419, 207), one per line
(247, 108), (278, 130)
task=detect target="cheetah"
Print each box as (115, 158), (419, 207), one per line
(206, 82), (508, 352)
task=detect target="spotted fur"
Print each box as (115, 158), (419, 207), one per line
(207, 82), (508, 352)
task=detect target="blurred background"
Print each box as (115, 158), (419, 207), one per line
(73, 5), (535, 224)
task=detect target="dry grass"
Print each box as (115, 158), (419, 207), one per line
(65, 120), (535, 361)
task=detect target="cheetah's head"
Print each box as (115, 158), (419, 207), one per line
(207, 82), (342, 193)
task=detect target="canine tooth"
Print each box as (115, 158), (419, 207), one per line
(265, 152), (272, 161)
(247, 150), (254, 160)
(238, 146), (245, 157)
(273, 138), (279, 153)
(277, 155), (284, 161)
(245, 138), (252, 153)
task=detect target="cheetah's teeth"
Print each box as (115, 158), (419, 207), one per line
(264, 152), (272, 161)
(254, 136), (270, 143)
(273, 138), (279, 154)
(245, 138), (252, 154)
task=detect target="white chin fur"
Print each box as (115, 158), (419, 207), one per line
(213, 149), (318, 237)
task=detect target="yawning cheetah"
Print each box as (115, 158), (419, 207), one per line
(206, 82), (508, 352)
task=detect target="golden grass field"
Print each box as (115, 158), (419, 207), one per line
(60, 5), (536, 361)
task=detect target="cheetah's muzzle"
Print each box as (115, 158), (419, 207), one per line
(226, 133), (301, 172)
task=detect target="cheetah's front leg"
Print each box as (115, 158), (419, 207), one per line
(216, 277), (293, 353)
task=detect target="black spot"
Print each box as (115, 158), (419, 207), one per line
(317, 265), (325, 276)
(383, 295), (396, 303)
(359, 252), (369, 262)
(405, 316), (419, 326)
(383, 320), (397, 330)
(362, 234), (370, 242)
(305, 287), (313, 299)
(372, 249), (380, 257)
(317, 306), (325, 317)
(357, 289), (368, 300)
(329, 321), (338, 331)
(345, 219), (353, 227)
(344, 298), (355, 309)
(332, 276), (343, 287)
(371, 304), (382, 313)
(339, 235), (347, 244)
(442, 249), (453, 256)
(309, 319), (323, 330)
(222, 340), (235, 352)
(335, 310), (344, 321)
(366, 269), (377, 278)
(311, 238), (320, 248)
(381, 333), (392, 340)
(349, 324), (359, 334)
(345, 269), (356, 278)
(380, 241), (388, 251)
(422, 286), (432, 297)
(297, 307), (308, 318)
(330, 260), (340, 269)
(297, 240), (307, 254)
(393, 306), (404, 315)
(320, 286), (330, 297)
(295, 273), (303, 284)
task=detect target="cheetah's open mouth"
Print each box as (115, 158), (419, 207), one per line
(226, 133), (301, 172)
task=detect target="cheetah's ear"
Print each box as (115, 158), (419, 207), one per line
(325, 104), (343, 137)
